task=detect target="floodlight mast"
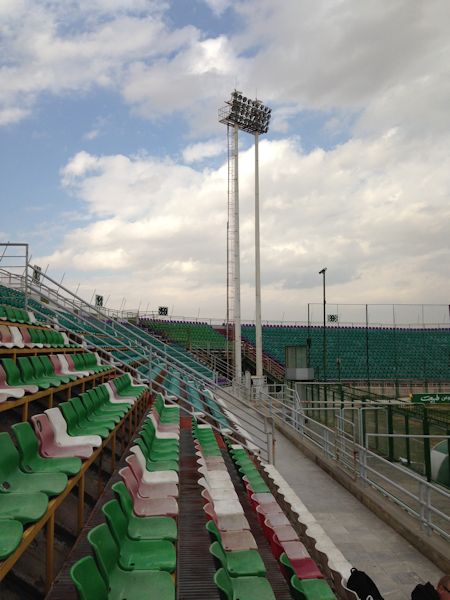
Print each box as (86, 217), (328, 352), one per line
(219, 90), (272, 386)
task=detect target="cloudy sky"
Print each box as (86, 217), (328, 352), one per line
(1, 0), (449, 323)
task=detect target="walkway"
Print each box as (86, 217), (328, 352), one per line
(274, 430), (444, 600)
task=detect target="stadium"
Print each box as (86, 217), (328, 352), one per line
(1, 3), (450, 600)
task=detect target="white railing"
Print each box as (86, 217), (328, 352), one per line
(252, 385), (450, 541)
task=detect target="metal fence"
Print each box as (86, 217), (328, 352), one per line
(253, 383), (450, 541)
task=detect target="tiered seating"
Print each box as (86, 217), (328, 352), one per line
(143, 319), (226, 351)
(0, 352), (113, 407)
(70, 393), (180, 599)
(242, 324), (450, 380)
(192, 418), (276, 600)
(0, 374), (147, 573)
(227, 444), (338, 599)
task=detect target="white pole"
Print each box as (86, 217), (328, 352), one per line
(233, 123), (242, 383)
(255, 132), (263, 380)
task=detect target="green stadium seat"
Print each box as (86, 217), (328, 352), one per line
(214, 567), (276, 600)
(112, 481), (177, 541)
(0, 491), (48, 523)
(70, 556), (108, 600)
(0, 433), (67, 496)
(58, 400), (110, 439)
(0, 519), (23, 559)
(209, 541), (266, 577)
(290, 576), (337, 599)
(0, 358), (38, 393)
(11, 421), (81, 476)
(102, 499), (176, 572)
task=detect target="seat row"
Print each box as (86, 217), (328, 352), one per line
(192, 419), (277, 600)
(0, 323), (76, 349)
(0, 305), (37, 324)
(0, 376), (148, 561)
(32, 375), (146, 458)
(228, 444), (337, 600)
(70, 393), (181, 599)
(0, 352), (112, 402)
(260, 463), (355, 600)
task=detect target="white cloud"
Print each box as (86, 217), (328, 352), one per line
(182, 139), (224, 163)
(38, 128), (450, 318)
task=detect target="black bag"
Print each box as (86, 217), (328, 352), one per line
(347, 567), (384, 600)
(411, 582), (439, 600)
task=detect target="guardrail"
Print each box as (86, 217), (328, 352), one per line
(251, 385), (450, 541)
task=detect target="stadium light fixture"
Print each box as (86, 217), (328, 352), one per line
(219, 91), (272, 385)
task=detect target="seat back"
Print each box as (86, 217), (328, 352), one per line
(31, 414), (55, 452)
(214, 568), (233, 600)
(29, 356), (46, 379)
(87, 523), (119, 581)
(59, 402), (80, 431)
(49, 355), (63, 375)
(11, 422), (39, 469)
(102, 499), (128, 545)
(34, 329), (46, 345)
(71, 353), (85, 371)
(71, 397), (89, 423)
(18, 326), (32, 344)
(118, 466), (140, 502)
(39, 355), (55, 378)
(0, 365), (9, 387)
(111, 481), (133, 519)
(70, 556), (108, 600)
(0, 325), (13, 344)
(3, 358), (23, 386)
(0, 432), (20, 486)
(209, 541), (227, 570)
(125, 453), (144, 483)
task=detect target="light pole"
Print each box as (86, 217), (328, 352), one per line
(219, 91), (271, 385)
(319, 267), (327, 381)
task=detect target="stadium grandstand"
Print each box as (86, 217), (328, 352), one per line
(0, 245), (448, 600)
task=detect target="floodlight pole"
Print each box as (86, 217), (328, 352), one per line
(233, 123), (242, 382)
(319, 267), (327, 381)
(254, 132), (263, 380)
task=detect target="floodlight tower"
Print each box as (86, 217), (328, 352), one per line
(219, 91), (272, 384)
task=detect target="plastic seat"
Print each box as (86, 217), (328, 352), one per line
(280, 551), (323, 580)
(70, 548), (175, 600)
(44, 407), (102, 448)
(102, 499), (176, 572)
(210, 541), (266, 577)
(71, 396), (117, 429)
(129, 445), (178, 484)
(0, 491), (48, 523)
(132, 438), (179, 473)
(0, 432), (67, 496)
(206, 520), (257, 552)
(29, 355), (64, 387)
(119, 466), (178, 517)
(112, 481), (177, 541)
(12, 421), (81, 476)
(290, 576), (337, 599)
(204, 502), (250, 532)
(39, 355), (73, 384)
(214, 567), (276, 600)
(0, 519), (23, 559)
(49, 355), (78, 381)
(125, 454), (178, 499)
(17, 356), (51, 389)
(59, 401), (110, 438)
(31, 413), (94, 459)
(58, 354), (89, 377)
(0, 365), (25, 403)
(1, 358), (39, 393)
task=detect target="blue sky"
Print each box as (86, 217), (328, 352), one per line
(1, 0), (449, 322)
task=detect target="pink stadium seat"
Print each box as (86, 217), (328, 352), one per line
(0, 365), (26, 403)
(129, 444), (178, 484)
(203, 501), (249, 532)
(105, 381), (136, 404)
(44, 407), (102, 449)
(125, 454), (179, 499)
(148, 411), (180, 435)
(18, 325), (41, 348)
(219, 529), (258, 552)
(63, 355), (89, 377)
(119, 466), (178, 517)
(31, 413), (93, 459)
(0, 325), (15, 348)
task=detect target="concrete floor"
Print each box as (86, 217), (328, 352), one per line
(274, 430), (444, 600)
